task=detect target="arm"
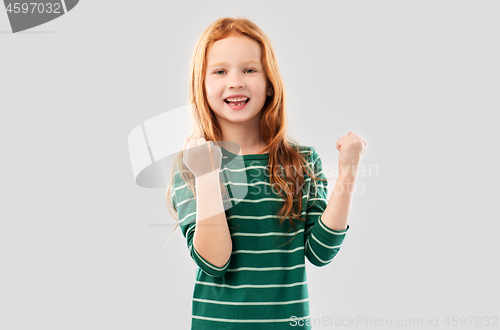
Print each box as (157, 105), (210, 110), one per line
(322, 130), (366, 231)
(304, 148), (349, 267)
(320, 169), (356, 232)
(172, 168), (232, 277)
(193, 171), (233, 268)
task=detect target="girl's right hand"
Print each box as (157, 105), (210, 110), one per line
(183, 137), (222, 178)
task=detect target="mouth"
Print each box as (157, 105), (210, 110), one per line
(224, 97), (250, 106)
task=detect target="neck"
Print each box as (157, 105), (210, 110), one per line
(216, 113), (267, 155)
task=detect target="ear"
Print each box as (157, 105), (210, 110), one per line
(266, 82), (274, 96)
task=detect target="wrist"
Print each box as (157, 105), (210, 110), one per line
(339, 164), (358, 178)
(333, 170), (356, 194)
(195, 170), (220, 183)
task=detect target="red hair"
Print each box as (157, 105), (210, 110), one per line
(165, 17), (327, 247)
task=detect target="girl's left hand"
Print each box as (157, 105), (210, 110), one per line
(336, 132), (367, 174)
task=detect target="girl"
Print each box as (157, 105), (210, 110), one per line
(166, 17), (366, 330)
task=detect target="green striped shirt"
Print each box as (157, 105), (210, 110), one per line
(172, 145), (349, 329)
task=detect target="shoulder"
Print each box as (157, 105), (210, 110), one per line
(294, 145), (325, 177)
(288, 141), (315, 155)
(171, 162), (195, 196)
(295, 144), (319, 163)
(172, 163), (185, 188)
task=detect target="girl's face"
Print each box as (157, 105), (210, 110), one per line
(204, 34), (268, 127)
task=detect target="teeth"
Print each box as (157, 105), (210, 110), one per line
(226, 97), (248, 102)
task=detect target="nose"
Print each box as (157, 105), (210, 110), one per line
(228, 72), (245, 89)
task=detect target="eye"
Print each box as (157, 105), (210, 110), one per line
(213, 68), (257, 75)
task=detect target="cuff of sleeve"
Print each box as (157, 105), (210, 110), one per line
(191, 243), (231, 277)
(315, 216), (349, 245)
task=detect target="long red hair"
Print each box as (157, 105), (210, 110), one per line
(164, 17), (327, 247)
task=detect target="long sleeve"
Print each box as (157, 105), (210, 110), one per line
(171, 166), (231, 277)
(304, 147), (350, 267)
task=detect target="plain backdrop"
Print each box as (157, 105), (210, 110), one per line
(1, 1), (499, 329)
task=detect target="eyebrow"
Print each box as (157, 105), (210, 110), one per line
(207, 60), (261, 68)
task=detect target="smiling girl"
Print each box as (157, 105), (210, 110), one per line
(166, 17), (366, 330)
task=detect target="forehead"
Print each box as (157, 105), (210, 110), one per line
(206, 36), (262, 66)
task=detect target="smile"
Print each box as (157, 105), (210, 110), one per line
(224, 98), (250, 106)
(224, 98), (250, 110)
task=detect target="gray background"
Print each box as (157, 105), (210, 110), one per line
(1, 1), (499, 329)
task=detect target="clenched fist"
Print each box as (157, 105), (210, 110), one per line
(183, 137), (223, 178)
(336, 132), (367, 175)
